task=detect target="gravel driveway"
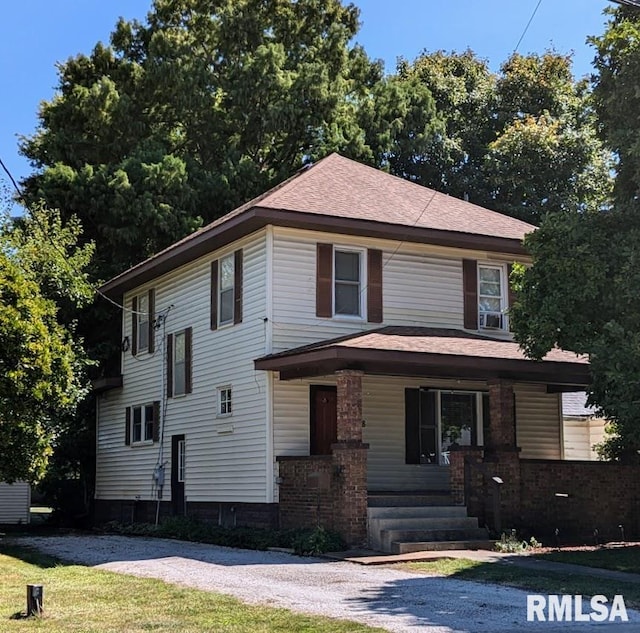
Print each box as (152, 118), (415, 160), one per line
(14, 535), (640, 633)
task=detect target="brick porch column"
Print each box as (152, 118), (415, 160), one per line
(484, 379), (521, 530)
(332, 370), (368, 546)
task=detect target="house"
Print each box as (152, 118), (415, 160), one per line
(0, 482), (31, 525)
(562, 392), (607, 461)
(96, 153), (637, 550)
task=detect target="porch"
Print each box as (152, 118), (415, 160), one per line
(256, 327), (591, 548)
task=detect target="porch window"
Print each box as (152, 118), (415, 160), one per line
(405, 388), (486, 465)
(478, 264), (507, 330)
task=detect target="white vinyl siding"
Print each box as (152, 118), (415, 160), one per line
(271, 227), (479, 352)
(96, 230), (268, 504)
(0, 482), (30, 524)
(515, 384), (562, 459)
(563, 416), (607, 461)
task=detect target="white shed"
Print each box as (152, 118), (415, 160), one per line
(0, 482), (31, 524)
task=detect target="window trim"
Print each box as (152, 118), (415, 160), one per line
(177, 439), (186, 483)
(217, 385), (233, 418)
(332, 246), (366, 320)
(477, 263), (508, 332)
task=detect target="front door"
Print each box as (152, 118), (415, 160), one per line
(310, 385), (337, 455)
(171, 434), (185, 515)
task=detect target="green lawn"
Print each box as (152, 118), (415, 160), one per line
(398, 558), (640, 609)
(536, 546), (640, 575)
(0, 544), (381, 633)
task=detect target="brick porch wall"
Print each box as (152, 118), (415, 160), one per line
(520, 459), (640, 541)
(277, 456), (336, 530)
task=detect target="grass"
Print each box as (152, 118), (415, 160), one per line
(536, 545), (640, 575)
(0, 544), (382, 633)
(398, 558), (640, 609)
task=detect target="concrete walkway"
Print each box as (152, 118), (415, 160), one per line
(328, 548), (640, 584)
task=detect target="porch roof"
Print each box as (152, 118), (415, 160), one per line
(254, 327), (589, 386)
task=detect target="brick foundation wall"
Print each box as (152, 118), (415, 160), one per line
(520, 460), (640, 541)
(94, 499), (279, 530)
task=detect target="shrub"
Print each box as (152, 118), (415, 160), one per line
(99, 518), (345, 554)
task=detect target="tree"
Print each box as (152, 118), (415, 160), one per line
(590, 5), (640, 203)
(395, 50), (612, 224)
(511, 7), (640, 461)
(0, 206), (93, 482)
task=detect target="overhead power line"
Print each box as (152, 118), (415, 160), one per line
(514, 0), (544, 54)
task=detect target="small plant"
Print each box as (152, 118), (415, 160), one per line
(494, 529), (542, 553)
(292, 526), (344, 556)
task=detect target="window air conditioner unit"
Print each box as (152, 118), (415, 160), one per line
(480, 312), (504, 329)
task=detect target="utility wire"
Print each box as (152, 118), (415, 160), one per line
(514, 0), (544, 54)
(0, 155), (151, 317)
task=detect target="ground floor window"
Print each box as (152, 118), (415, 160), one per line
(405, 388), (489, 465)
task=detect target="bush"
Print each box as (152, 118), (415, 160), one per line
(100, 517), (345, 554)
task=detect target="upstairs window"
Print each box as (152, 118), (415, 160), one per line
(131, 289), (155, 355)
(334, 249), (363, 317)
(219, 254), (235, 325)
(167, 327), (192, 397)
(316, 244), (383, 323)
(478, 265), (507, 330)
(210, 250), (243, 330)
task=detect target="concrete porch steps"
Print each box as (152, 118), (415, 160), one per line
(391, 539), (497, 554)
(367, 492), (493, 554)
(368, 493), (455, 507)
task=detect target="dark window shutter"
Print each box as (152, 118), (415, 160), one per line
(131, 296), (138, 356)
(166, 333), (174, 398)
(152, 401), (160, 443)
(234, 249), (243, 325)
(462, 259), (478, 330)
(185, 327), (193, 394)
(125, 407), (131, 446)
(367, 249), (383, 323)
(482, 392), (491, 447)
(316, 243), (333, 317)
(405, 388), (420, 464)
(148, 289), (156, 353)
(210, 260), (218, 330)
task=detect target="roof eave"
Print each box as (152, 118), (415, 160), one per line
(100, 206), (528, 298)
(254, 346), (589, 386)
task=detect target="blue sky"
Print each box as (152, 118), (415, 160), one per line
(0, 0), (611, 193)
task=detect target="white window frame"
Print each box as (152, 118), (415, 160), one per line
(332, 246), (366, 319)
(478, 263), (508, 331)
(177, 439), (186, 483)
(137, 293), (150, 352)
(173, 330), (187, 396)
(131, 403), (154, 444)
(218, 253), (235, 327)
(217, 386), (233, 417)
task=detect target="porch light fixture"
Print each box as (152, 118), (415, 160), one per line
(554, 492), (570, 498)
(491, 476), (503, 485)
